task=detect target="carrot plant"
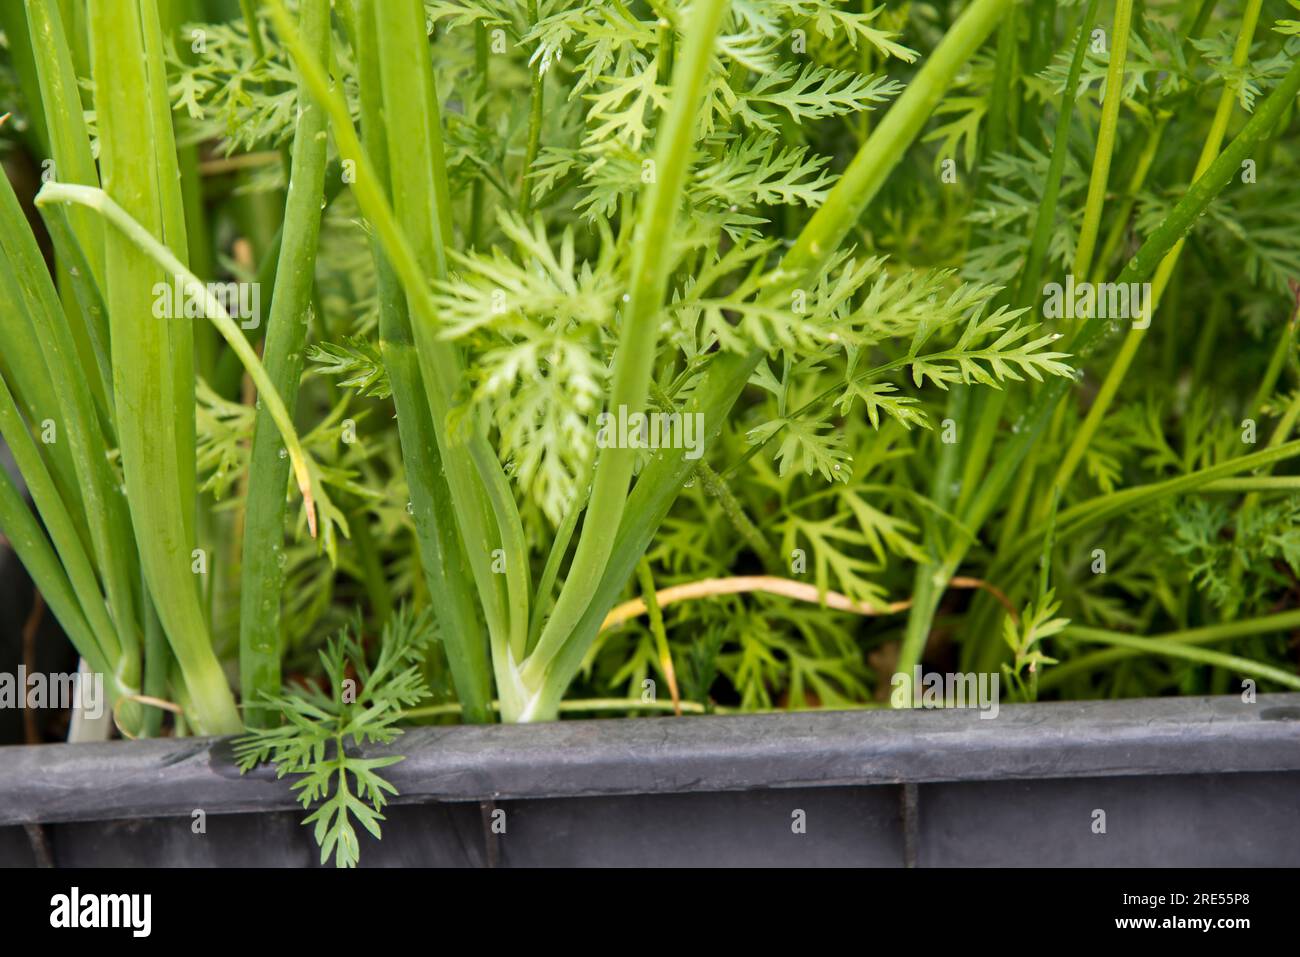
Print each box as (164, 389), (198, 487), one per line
(3, 0), (1300, 865)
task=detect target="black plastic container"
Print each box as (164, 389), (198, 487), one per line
(2, 693), (1297, 866)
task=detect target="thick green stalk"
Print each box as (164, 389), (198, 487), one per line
(0, 371), (122, 670)
(86, 0), (238, 734)
(139, 583), (167, 737)
(354, 0), (492, 722)
(0, 170), (142, 707)
(1202, 477), (1300, 493)
(986, 6), (1018, 156)
(900, 384), (968, 681)
(0, 213), (86, 526)
(239, 0), (265, 58)
(0, 466), (113, 685)
(40, 208), (113, 423)
(264, 0), (515, 665)
(469, 23), (489, 247)
(38, 184), (321, 556)
(139, 0), (197, 547)
(520, 0), (732, 698)
(25, 0), (105, 286)
(238, 0), (330, 728)
(369, 0), (530, 690)
(526, 476), (590, 651)
(1091, 112), (1169, 284)
(530, 351), (762, 720)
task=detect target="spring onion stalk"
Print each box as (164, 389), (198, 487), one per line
(0, 371), (122, 674)
(518, 0), (545, 218)
(0, 465), (113, 686)
(237, 0), (330, 728)
(25, 0), (104, 286)
(266, 0), (508, 716)
(0, 159), (144, 731)
(36, 176), (320, 735)
(139, 0), (197, 550)
(353, 0), (492, 722)
(367, 0), (528, 707)
(84, 0), (238, 734)
(268, 0), (730, 721)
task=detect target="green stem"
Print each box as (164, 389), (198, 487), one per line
(521, 0), (732, 699)
(1041, 610), (1300, 690)
(1057, 625), (1300, 691)
(1071, 0), (1134, 281)
(1015, 0), (1100, 306)
(1053, 0), (1265, 494)
(0, 370), (122, 670)
(25, 0), (105, 287)
(518, 0), (544, 218)
(1002, 438), (1300, 577)
(783, 0), (1014, 277)
(39, 183), (320, 530)
(0, 466), (114, 686)
(238, 0), (330, 728)
(533, 0), (1015, 702)
(352, 0), (493, 722)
